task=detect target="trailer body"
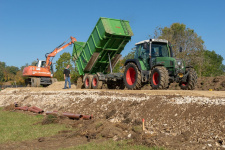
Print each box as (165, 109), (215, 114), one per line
(72, 17), (133, 76)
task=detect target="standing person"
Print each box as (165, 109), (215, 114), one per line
(63, 65), (71, 89)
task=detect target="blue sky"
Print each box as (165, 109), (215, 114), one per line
(0, 0), (225, 68)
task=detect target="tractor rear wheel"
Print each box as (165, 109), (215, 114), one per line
(123, 62), (141, 90)
(84, 75), (93, 89)
(91, 75), (102, 89)
(179, 68), (197, 90)
(150, 66), (169, 89)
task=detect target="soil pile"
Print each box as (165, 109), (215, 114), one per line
(150, 76), (225, 91)
(0, 88), (225, 149)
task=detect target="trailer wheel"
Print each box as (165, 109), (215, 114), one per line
(123, 62), (141, 90)
(84, 75), (92, 89)
(150, 66), (169, 89)
(91, 75), (102, 89)
(179, 68), (197, 90)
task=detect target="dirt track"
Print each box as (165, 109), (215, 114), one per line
(0, 87), (225, 149)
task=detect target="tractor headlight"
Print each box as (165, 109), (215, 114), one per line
(177, 60), (182, 67)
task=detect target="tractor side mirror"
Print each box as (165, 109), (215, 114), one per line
(143, 42), (148, 50)
(179, 47), (182, 52)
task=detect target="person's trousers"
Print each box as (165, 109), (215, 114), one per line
(64, 77), (71, 88)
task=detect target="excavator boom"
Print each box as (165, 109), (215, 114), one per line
(45, 36), (77, 69)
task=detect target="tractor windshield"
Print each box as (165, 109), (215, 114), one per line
(134, 44), (149, 59)
(151, 42), (169, 57)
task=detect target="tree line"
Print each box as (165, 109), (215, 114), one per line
(0, 62), (25, 85)
(1, 23), (224, 85)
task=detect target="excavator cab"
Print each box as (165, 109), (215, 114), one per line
(36, 60), (53, 76)
(36, 60), (46, 68)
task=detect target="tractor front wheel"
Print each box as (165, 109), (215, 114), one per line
(150, 66), (169, 89)
(179, 68), (197, 90)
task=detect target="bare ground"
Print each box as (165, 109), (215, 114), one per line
(0, 86), (225, 150)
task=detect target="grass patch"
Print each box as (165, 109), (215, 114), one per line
(62, 140), (164, 150)
(0, 109), (67, 144)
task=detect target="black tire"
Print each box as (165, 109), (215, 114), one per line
(84, 75), (93, 89)
(150, 66), (169, 89)
(91, 75), (102, 89)
(123, 62), (142, 90)
(179, 68), (197, 90)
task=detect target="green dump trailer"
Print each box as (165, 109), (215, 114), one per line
(72, 17), (133, 89)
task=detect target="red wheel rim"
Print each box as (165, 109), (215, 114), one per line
(85, 78), (89, 87)
(93, 78), (97, 86)
(153, 72), (159, 85)
(182, 82), (187, 86)
(126, 67), (136, 85)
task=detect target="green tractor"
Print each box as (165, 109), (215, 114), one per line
(123, 39), (197, 90)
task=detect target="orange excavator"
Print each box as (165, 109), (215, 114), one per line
(23, 36), (77, 87)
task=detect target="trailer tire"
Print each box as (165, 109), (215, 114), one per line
(179, 68), (197, 90)
(91, 75), (102, 89)
(150, 66), (169, 89)
(123, 62), (141, 90)
(84, 75), (93, 89)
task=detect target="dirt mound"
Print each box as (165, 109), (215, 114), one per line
(47, 81), (76, 89)
(197, 76), (225, 91)
(0, 88), (225, 149)
(167, 76), (225, 91)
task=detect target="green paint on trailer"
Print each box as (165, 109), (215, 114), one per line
(72, 17), (133, 76)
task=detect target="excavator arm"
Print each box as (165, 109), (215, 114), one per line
(45, 36), (77, 70)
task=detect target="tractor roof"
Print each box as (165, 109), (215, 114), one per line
(135, 39), (168, 45)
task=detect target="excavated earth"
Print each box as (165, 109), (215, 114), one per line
(0, 82), (225, 149)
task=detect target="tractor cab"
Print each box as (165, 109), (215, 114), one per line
(134, 39), (174, 71)
(134, 39), (173, 59)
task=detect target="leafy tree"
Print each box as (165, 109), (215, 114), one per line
(54, 52), (73, 81)
(71, 61), (80, 83)
(202, 50), (224, 77)
(14, 71), (25, 85)
(6, 66), (19, 75)
(0, 61), (6, 82)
